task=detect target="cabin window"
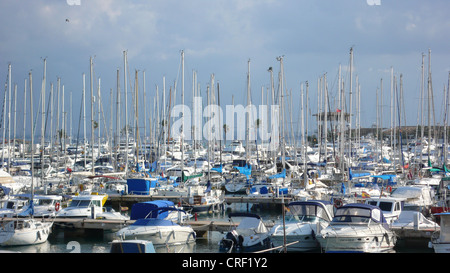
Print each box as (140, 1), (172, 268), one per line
(378, 202), (392, 212)
(69, 200), (91, 207)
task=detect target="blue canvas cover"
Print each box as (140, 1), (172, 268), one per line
(132, 218), (177, 226)
(127, 178), (159, 195)
(130, 200), (175, 220)
(268, 169), (286, 179)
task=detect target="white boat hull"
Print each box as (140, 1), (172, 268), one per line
(117, 225), (196, 246)
(270, 234), (319, 252)
(0, 220), (53, 246)
(317, 225), (397, 253)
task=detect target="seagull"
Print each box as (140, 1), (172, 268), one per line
(66, 19), (70, 22)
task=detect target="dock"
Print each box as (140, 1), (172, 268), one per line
(106, 194), (293, 208)
(0, 217), (249, 237)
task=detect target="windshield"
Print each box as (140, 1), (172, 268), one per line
(69, 200), (92, 208)
(367, 201), (393, 212)
(37, 199), (54, 206)
(331, 207), (380, 224)
(288, 204), (331, 222)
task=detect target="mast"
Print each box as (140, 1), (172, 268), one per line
(301, 82), (307, 187)
(124, 51), (129, 174)
(29, 71), (35, 217)
(246, 59), (251, 163)
(348, 48), (353, 178)
(380, 78), (383, 168)
(41, 59), (46, 181)
(420, 54), (425, 165)
(445, 72), (450, 166)
(83, 73), (86, 166)
(143, 70), (147, 163)
(134, 70), (139, 169)
(277, 56), (286, 170)
(97, 78), (101, 160)
(181, 50), (185, 180)
(427, 49), (432, 165)
(115, 69), (120, 172)
(23, 78), (27, 161)
(7, 64), (11, 172)
(90, 57), (95, 175)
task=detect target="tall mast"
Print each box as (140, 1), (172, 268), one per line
(181, 50), (185, 179)
(23, 78), (27, 161)
(97, 78), (101, 160)
(41, 59), (46, 181)
(427, 49), (432, 164)
(29, 71), (34, 216)
(246, 59), (251, 163)
(277, 56), (285, 170)
(124, 51), (129, 174)
(420, 54), (425, 164)
(90, 57), (95, 175)
(7, 64), (11, 172)
(348, 48), (353, 175)
(134, 70), (139, 168)
(83, 73), (86, 166)
(115, 69), (120, 171)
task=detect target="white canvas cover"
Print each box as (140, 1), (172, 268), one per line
(236, 217), (268, 235)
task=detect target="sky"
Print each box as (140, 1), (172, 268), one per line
(0, 0), (450, 142)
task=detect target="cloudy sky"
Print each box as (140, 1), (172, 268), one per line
(1, 0), (449, 140)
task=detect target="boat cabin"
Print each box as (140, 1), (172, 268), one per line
(331, 203), (388, 227)
(110, 239), (156, 253)
(365, 197), (404, 223)
(287, 200), (334, 223)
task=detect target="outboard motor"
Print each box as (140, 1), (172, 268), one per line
(220, 230), (239, 252)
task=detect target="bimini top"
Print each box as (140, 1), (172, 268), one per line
(130, 200), (175, 220)
(333, 203), (388, 227)
(287, 200), (334, 220)
(131, 218), (178, 227)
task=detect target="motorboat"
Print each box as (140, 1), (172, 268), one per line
(115, 208), (196, 246)
(0, 198), (29, 217)
(269, 200), (334, 252)
(365, 197), (405, 224)
(0, 218), (53, 246)
(110, 239), (156, 253)
(219, 212), (272, 253)
(56, 193), (128, 220)
(316, 203), (397, 253)
(391, 210), (439, 248)
(429, 212), (450, 253)
(390, 185), (435, 217)
(129, 200), (190, 222)
(183, 181), (224, 213)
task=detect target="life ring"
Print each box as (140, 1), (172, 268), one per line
(334, 199), (343, 208)
(386, 186), (392, 193)
(55, 202), (61, 211)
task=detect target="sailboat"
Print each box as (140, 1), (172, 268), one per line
(0, 69), (54, 247)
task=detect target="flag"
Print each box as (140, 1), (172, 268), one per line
(362, 191), (370, 198)
(336, 108), (341, 113)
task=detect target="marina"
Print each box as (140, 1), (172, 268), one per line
(1, 2), (450, 258)
(0, 46), (448, 253)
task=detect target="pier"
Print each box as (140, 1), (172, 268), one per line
(106, 194), (293, 208)
(0, 217), (246, 237)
